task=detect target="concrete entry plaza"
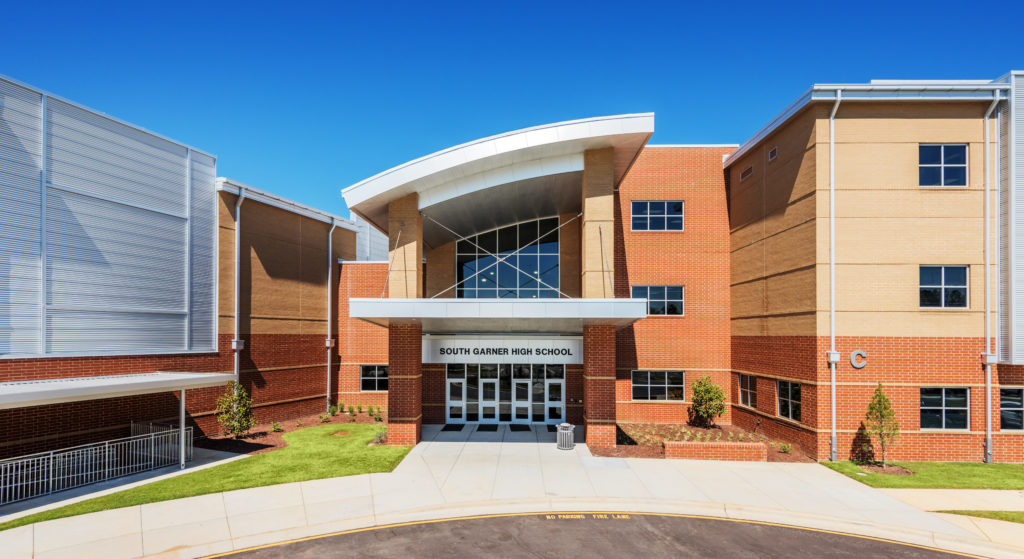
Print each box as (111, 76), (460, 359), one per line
(3, 425), (1023, 558)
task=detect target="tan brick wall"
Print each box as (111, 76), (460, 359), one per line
(582, 148), (616, 298)
(387, 193), (423, 298)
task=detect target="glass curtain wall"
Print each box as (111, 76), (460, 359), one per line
(455, 217), (559, 298)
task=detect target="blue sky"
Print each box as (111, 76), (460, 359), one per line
(5, 1), (1022, 217)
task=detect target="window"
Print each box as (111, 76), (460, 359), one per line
(777, 381), (801, 422)
(739, 374), (757, 408)
(631, 201), (684, 231)
(740, 166), (753, 181)
(1001, 388), (1023, 431)
(360, 365), (388, 391)
(455, 217), (559, 299)
(920, 266), (968, 308)
(920, 144), (967, 186)
(631, 285), (684, 315)
(768, 147), (778, 161)
(631, 370), (685, 401)
(920, 387), (969, 429)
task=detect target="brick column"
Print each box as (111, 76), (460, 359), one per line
(581, 148), (615, 298)
(387, 323), (422, 445)
(387, 193), (423, 298)
(583, 324), (616, 447)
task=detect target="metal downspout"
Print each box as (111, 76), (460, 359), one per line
(828, 91), (842, 462)
(326, 219), (337, 413)
(233, 189), (246, 382)
(983, 93), (999, 463)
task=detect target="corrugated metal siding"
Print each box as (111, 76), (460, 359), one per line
(999, 99), (1012, 362)
(1002, 73), (1024, 364)
(352, 214), (388, 261)
(0, 76), (216, 357)
(0, 80), (43, 355)
(189, 151), (217, 351)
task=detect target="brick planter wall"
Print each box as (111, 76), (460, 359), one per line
(664, 440), (768, 461)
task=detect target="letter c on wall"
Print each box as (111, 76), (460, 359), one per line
(850, 350), (867, 369)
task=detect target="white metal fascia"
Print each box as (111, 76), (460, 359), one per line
(724, 81), (1015, 169)
(0, 372), (236, 409)
(216, 178), (359, 232)
(0, 73), (216, 159)
(645, 144), (740, 148)
(349, 298), (648, 320)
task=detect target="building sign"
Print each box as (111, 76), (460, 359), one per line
(422, 336), (584, 365)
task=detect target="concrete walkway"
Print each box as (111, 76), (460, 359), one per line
(2, 424), (1022, 558)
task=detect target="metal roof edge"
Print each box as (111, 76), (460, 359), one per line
(0, 73), (217, 160)
(645, 144), (739, 148)
(216, 178), (358, 231)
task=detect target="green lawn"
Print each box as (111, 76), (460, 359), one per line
(0, 423), (410, 532)
(823, 461), (1024, 489)
(941, 510), (1024, 525)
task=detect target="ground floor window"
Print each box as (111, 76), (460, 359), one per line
(777, 381), (801, 422)
(631, 370), (684, 401)
(739, 374), (756, 408)
(920, 387), (968, 429)
(360, 365), (388, 391)
(1001, 388), (1023, 431)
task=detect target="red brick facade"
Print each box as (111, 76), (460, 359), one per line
(664, 440), (768, 461)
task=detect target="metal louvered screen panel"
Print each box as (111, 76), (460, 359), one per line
(1012, 73), (1024, 364)
(0, 79), (43, 355)
(999, 99), (1012, 362)
(46, 310), (186, 353)
(46, 100), (188, 216)
(188, 151), (217, 351)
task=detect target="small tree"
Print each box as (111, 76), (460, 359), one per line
(864, 383), (900, 468)
(215, 381), (255, 438)
(690, 375), (726, 428)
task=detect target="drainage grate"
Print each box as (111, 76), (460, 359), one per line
(509, 424), (531, 432)
(476, 424), (498, 432)
(441, 424), (464, 432)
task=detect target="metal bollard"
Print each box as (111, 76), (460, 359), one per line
(556, 423), (574, 450)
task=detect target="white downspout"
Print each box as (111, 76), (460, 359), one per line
(233, 188), (246, 381)
(983, 93), (999, 463)
(326, 219), (337, 413)
(828, 91), (842, 462)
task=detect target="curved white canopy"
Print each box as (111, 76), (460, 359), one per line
(342, 114), (653, 245)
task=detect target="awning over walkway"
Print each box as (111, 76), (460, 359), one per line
(349, 298), (647, 334)
(0, 372), (236, 409)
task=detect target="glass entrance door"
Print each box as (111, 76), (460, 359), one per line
(511, 379), (531, 424)
(479, 379), (499, 423)
(544, 379), (564, 424)
(446, 378), (465, 423)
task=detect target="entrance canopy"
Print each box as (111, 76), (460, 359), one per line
(342, 114), (654, 247)
(349, 297), (647, 334)
(0, 372), (235, 409)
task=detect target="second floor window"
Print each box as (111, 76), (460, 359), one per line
(631, 200), (683, 231)
(920, 144), (967, 187)
(920, 265), (968, 308)
(631, 285), (683, 315)
(455, 217), (559, 299)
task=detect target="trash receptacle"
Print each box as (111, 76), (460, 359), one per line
(556, 423), (574, 450)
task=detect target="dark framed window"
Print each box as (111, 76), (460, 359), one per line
(919, 144), (967, 186)
(777, 381), (801, 422)
(1001, 388), (1023, 431)
(739, 374), (757, 408)
(631, 200), (683, 231)
(631, 285), (684, 315)
(920, 265), (968, 308)
(360, 365), (388, 392)
(920, 387), (969, 429)
(455, 217), (559, 299)
(631, 370), (685, 401)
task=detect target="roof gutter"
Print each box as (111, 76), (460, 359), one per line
(983, 92), (1001, 463)
(326, 219), (337, 413)
(232, 188), (246, 383)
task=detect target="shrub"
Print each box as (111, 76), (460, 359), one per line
(779, 443), (793, 454)
(319, 413), (331, 424)
(864, 382), (900, 468)
(214, 382), (256, 438)
(271, 421), (283, 433)
(715, 431), (722, 442)
(689, 375), (726, 428)
(374, 413), (383, 422)
(329, 405), (338, 416)
(295, 420), (303, 428)
(374, 430), (386, 445)
(357, 404), (364, 414)
(348, 405), (356, 416)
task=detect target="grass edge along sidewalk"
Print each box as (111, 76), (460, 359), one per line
(0, 423), (411, 532)
(941, 510), (1024, 525)
(824, 461), (1024, 489)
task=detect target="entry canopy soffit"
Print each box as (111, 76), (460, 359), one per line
(341, 114), (654, 247)
(349, 298), (648, 335)
(0, 372), (236, 409)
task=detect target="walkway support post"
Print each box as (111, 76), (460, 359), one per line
(179, 389), (186, 470)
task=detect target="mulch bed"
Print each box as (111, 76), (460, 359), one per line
(588, 423), (815, 463)
(858, 463), (913, 475)
(194, 410), (386, 456)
